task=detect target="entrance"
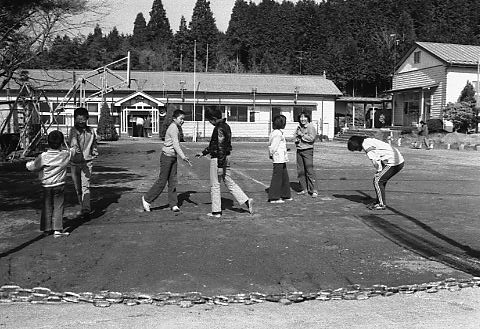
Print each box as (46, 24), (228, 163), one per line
(121, 106), (161, 137)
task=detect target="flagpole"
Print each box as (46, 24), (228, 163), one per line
(193, 40), (197, 142)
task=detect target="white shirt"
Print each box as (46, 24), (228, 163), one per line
(362, 138), (404, 171)
(136, 117), (144, 125)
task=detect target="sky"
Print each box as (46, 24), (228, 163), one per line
(83, 0), (254, 35)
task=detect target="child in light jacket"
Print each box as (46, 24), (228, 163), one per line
(26, 130), (75, 237)
(268, 115), (291, 203)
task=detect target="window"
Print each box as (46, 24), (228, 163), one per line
(414, 51), (421, 64)
(88, 115), (99, 125)
(87, 102), (98, 114)
(53, 115), (65, 125)
(227, 105), (247, 122)
(272, 107), (281, 119)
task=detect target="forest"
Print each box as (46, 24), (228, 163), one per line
(24, 0), (480, 97)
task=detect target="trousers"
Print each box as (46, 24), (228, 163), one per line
(210, 157), (248, 213)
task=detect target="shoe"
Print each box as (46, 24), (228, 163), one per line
(54, 231), (70, 238)
(269, 199), (285, 204)
(142, 196), (151, 212)
(171, 206), (180, 212)
(297, 190), (307, 195)
(207, 212), (222, 218)
(246, 198), (254, 214)
(311, 192), (318, 198)
(371, 203), (386, 210)
(282, 198), (293, 201)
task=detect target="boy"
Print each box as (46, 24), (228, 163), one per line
(142, 109), (191, 213)
(195, 108), (253, 217)
(26, 130), (74, 237)
(69, 107), (98, 218)
(347, 135), (404, 210)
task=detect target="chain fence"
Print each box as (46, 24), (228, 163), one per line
(1, 277), (479, 308)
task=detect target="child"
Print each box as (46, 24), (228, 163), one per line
(268, 115), (291, 203)
(142, 109), (191, 213)
(414, 121), (431, 149)
(195, 108), (253, 218)
(68, 107), (98, 218)
(294, 111), (319, 198)
(26, 130), (75, 237)
(347, 135), (404, 210)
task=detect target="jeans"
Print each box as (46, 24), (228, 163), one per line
(373, 162), (404, 205)
(296, 148), (317, 193)
(41, 185), (65, 232)
(145, 152), (178, 207)
(268, 163), (291, 200)
(71, 161), (92, 213)
(210, 157), (248, 213)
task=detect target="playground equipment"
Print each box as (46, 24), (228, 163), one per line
(0, 52), (131, 161)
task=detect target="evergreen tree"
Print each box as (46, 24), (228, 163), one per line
(132, 12), (148, 48)
(147, 0), (173, 49)
(173, 16), (192, 71)
(83, 25), (107, 69)
(189, 0), (220, 72)
(97, 101), (119, 141)
(459, 81), (477, 105)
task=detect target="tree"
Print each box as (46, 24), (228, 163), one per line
(132, 13), (148, 48)
(147, 0), (173, 49)
(443, 102), (475, 133)
(189, 0), (220, 72)
(173, 16), (192, 71)
(96, 102), (119, 141)
(0, 0), (92, 91)
(458, 81), (477, 104)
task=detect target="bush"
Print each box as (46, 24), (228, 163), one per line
(97, 102), (119, 141)
(426, 119), (444, 133)
(443, 102), (475, 133)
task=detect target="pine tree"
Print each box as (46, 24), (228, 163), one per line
(132, 12), (148, 48)
(97, 102), (119, 141)
(189, 0), (220, 71)
(147, 0), (173, 49)
(173, 16), (192, 71)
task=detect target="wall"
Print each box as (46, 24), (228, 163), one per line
(445, 68), (480, 104)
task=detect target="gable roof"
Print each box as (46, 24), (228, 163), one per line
(5, 70), (342, 97)
(114, 91), (164, 106)
(413, 42), (480, 66)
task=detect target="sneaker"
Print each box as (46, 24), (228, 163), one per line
(142, 196), (151, 212)
(282, 198), (293, 201)
(297, 190), (307, 195)
(311, 192), (318, 198)
(371, 203), (386, 210)
(54, 231), (70, 238)
(269, 199), (285, 204)
(171, 206), (180, 212)
(207, 212), (222, 218)
(246, 198), (254, 214)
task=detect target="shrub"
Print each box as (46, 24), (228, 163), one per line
(97, 102), (119, 141)
(426, 119), (444, 133)
(442, 102), (475, 133)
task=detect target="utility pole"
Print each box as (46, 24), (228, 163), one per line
(476, 56), (479, 133)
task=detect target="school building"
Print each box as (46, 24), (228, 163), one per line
(0, 70), (342, 140)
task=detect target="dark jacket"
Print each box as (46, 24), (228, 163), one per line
(202, 119), (232, 167)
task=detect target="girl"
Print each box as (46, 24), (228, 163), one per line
(347, 135), (405, 210)
(294, 112), (318, 197)
(268, 115), (291, 203)
(142, 109), (191, 213)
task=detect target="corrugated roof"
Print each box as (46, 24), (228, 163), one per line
(416, 42), (480, 65)
(6, 70), (342, 96)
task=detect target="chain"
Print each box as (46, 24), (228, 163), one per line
(1, 277), (479, 308)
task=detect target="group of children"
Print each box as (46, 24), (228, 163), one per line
(27, 107), (97, 237)
(141, 108), (404, 217)
(28, 106), (404, 236)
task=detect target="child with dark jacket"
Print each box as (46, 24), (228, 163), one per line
(196, 108), (253, 217)
(26, 130), (75, 237)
